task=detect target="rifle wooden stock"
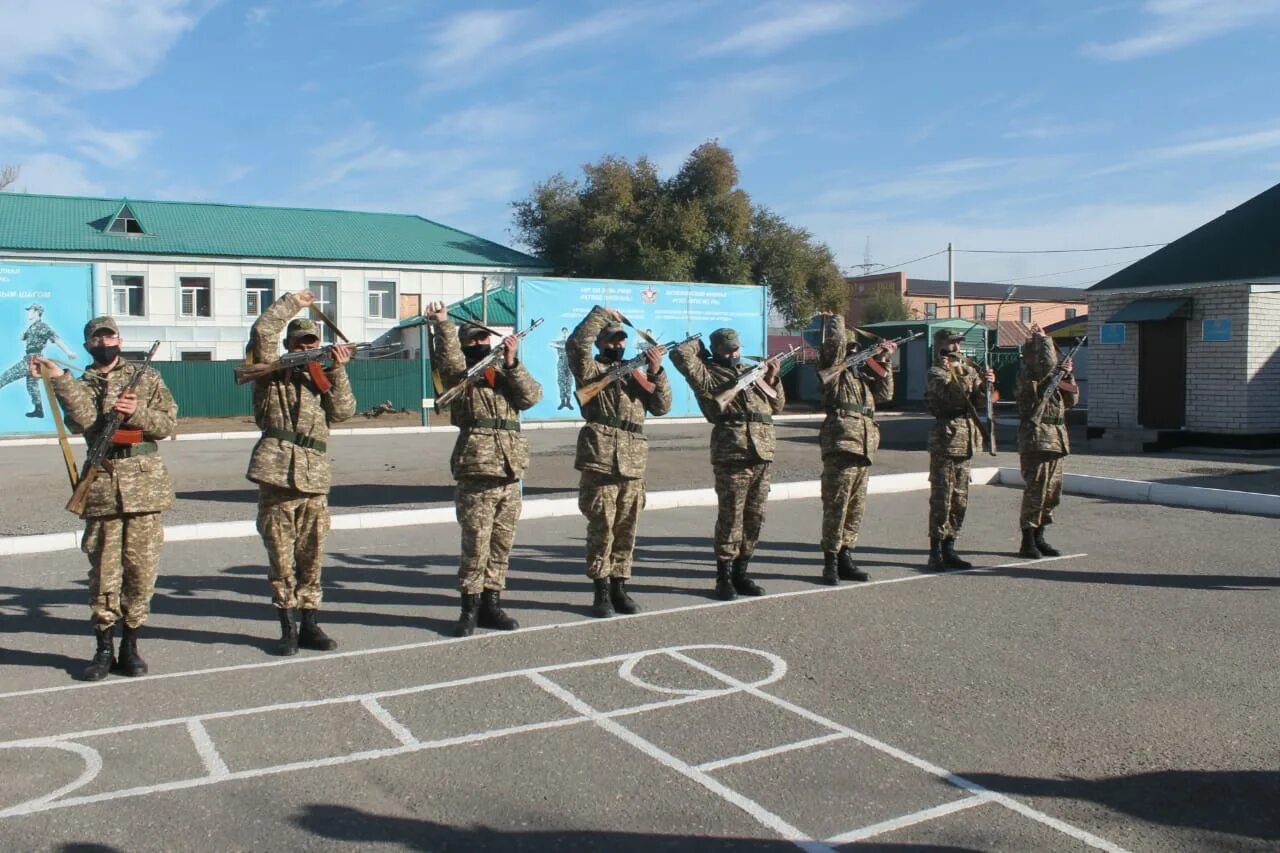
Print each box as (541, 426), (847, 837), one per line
(232, 342), (397, 385)
(435, 318), (543, 408)
(711, 346), (799, 409)
(574, 334), (698, 407)
(818, 331), (920, 385)
(65, 465), (100, 515)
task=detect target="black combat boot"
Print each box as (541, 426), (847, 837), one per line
(940, 537), (973, 570)
(478, 589), (519, 631)
(591, 579), (614, 618)
(715, 559), (737, 601)
(276, 608), (299, 656)
(926, 537), (946, 571)
(113, 625), (148, 677)
(609, 578), (639, 615)
(821, 551), (839, 585)
(730, 557), (764, 596)
(25, 402), (43, 418)
(837, 547), (869, 582)
(454, 593), (480, 637)
(1019, 528), (1042, 559)
(298, 609), (337, 651)
(82, 626), (115, 682)
(1033, 527), (1060, 558)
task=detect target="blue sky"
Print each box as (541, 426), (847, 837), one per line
(3, 0), (1280, 286)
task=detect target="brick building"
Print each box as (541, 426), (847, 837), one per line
(1087, 181), (1280, 450)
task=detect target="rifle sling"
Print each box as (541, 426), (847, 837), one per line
(263, 427), (327, 453)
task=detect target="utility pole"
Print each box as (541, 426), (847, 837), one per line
(947, 242), (955, 320)
(481, 275), (488, 325)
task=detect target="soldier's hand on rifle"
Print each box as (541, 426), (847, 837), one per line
(763, 355), (781, 382)
(879, 339), (898, 357)
(645, 345), (665, 374)
(332, 343), (355, 365)
(604, 307), (624, 323)
(294, 290), (317, 307)
(501, 334), (518, 366)
(1061, 357), (1073, 374)
(1029, 322), (1043, 336)
(113, 390), (138, 417)
(28, 355), (62, 379)
(983, 367), (996, 383)
(426, 300), (447, 322)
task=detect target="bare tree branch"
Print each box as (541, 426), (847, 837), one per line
(0, 164), (19, 191)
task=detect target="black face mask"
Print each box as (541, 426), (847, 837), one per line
(87, 343), (120, 366)
(713, 353), (741, 368)
(462, 343), (492, 364)
(600, 346), (625, 363)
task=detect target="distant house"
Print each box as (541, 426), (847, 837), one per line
(1087, 182), (1280, 450)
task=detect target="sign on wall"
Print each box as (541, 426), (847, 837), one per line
(0, 262), (94, 436)
(516, 276), (768, 421)
(1099, 323), (1127, 344)
(1201, 318), (1232, 342)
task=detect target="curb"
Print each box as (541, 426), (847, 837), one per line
(994, 468), (1280, 517)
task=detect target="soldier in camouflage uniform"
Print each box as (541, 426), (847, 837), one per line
(3, 303), (78, 418)
(924, 328), (994, 571)
(551, 327), (574, 410)
(32, 317), (176, 680)
(672, 328), (784, 600)
(568, 306), (672, 617)
(1015, 325), (1077, 559)
(427, 301), (542, 637)
(246, 291), (356, 656)
(816, 313), (896, 585)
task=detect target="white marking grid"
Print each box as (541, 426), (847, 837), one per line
(0, 643), (1131, 851)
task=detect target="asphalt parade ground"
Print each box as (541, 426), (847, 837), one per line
(1, 484), (1277, 852)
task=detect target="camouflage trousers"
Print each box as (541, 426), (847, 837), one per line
(820, 452), (871, 553)
(456, 476), (521, 594)
(579, 470), (646, 579)
(257, 484), (330, 610)
(928, 454), (971, 539)
(82, 513), (164, 630)
(1020, 451), (1066, 529)
(0, 358), (40, 408)
(713, 462), (771, 562)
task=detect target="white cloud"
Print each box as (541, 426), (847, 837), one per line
(423, 102), (541, 140)
(12, 153), (106, 196)
(1085, 0), (1280, 61)
(1149, 126), (1280, 158)
(421, 9), (526, 74)
(72, 127), (155, 165)
(0, 115), (45, 143)
(245, 5), (272, 30)
(703, 1), (909, 56)
(643, 64), (840, 140)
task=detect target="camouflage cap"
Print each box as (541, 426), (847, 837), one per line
(933, 328), (964, 346)
(457, 321), (489, 343)
(595, 323), (627, 344)
(26, 302), (44, 313)
(286, 317), (321, 344)
(709, 328), (740, 350)
(83, 315), (119, 341)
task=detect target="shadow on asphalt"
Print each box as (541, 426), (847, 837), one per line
(175, 484), (570, 507)
(979, 565), (1280, 591)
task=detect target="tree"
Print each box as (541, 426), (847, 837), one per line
(861, 286), (912, 324)
(512, 143), (843, 327)
(0, 165), (18, 191)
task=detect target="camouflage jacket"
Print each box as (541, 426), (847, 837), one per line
(671, 338), (785, 467)
(925, 353), (987, 458)
(818, 315), (893, 462)
(51, 361), (177, 518)
(568, 307), (672, 478)
(1016, 333), (1077, 455)
(434, 318), (542, 481)
(244, 293), (356, 494)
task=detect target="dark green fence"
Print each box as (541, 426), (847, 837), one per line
(151, 358), (429, 418)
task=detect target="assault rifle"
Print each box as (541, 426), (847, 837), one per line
(575, 333), (700, 407)
(233, 342), (402, 385)
(817, 330), (920, 385)
(1028, 335), (1087, 425)
(711, 345), (800, 410)
(435, 318), (543, 408)
(66, 342), (160, 515)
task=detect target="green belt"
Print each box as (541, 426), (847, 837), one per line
(1038, 415), (1065, 426)
(828, 405), (875, 419)
(470, 418), (521, 432)
(717, 412), (773, 425)
(587, 415), (644, 434)
(264, 427), (327, 453)
(106, 441), (157, 459)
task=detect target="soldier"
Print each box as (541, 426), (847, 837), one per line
(671, 328), (784, 599)
(924, 328), (994, 571)
(567, 306), (671, 617)
(2, 302), (78, 418)
(31, 317), (176, 680)
(1016, 324), (1077, 558)
(551, 326), (574, 410)
(427, 301), (542, 637)
(245, 291), (356, 656)
(815, 313), (896, 584)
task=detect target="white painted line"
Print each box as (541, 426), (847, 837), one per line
(0, 741), (104, 819)
(0, 555), (1085, 703)
(696, 732), (851, 772)
(360, 697), (419, 747)
(185, 719), (230, 779)
(825, 795), (991, 844)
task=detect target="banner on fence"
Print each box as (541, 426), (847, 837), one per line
(516, 276), (768, 421)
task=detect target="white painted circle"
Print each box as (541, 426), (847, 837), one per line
(616, 644), (787, 695)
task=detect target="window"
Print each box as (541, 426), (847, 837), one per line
(1065, 308), (1078, 319)
(246, 278), (275, 317)
(973, 304), (987, 321)
(1020, 306), (1032, 323)
(179, 277), (211, 318)
(180, 351), (212, 362)
(924, 302), (938, 319)
(108, 204), (145, 235)
(308, 280), (337, 343)
(368, 280), (397, 319)
(111, 275), (145, 317)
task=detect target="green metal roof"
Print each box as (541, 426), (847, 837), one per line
(448, 287), (517, 326)
(0, 192), (544, 267)
(1106, 297), (1191, 323)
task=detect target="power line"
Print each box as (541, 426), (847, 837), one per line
(862, 247), (948, 272)
(956, 242), (1167, 254)
(986, 258), (1135, 285)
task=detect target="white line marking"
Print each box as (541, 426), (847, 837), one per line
(665, 650), (1132, 853)
(696, 732), (851, 773)
(0, 741), (103, 818)
(826, 795), (991, 844)
(527, 671), (833, 853)
(360, 697), (418, 747)
(0, 554), (1085, 703)
(185, 719), (229, 779)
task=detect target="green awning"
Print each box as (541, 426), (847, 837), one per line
(1107, 297), (1191, 323)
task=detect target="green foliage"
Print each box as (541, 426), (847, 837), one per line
(512, 142), (842, 327)
(861, 286), (912, 324)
